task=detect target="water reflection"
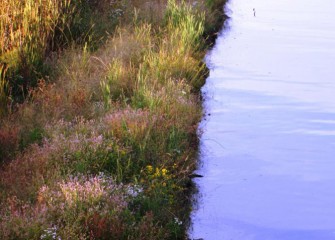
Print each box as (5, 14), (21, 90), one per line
(190, 0), (335, 239)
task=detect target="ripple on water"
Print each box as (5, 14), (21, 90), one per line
(190, 0), (335, 239)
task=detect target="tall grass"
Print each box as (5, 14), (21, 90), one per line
(0, 0), (227, 238)
(0, 0), (69, 96)
(0, 0), (121, 107)
(0, 64), (8, 116)
(165, 0), (205, 50)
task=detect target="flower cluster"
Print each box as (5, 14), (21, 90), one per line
(38, 174), (128, 214)
(40, 226), (61, 240)
(146, 165), (170, 179)
(143, 165), (175, 190)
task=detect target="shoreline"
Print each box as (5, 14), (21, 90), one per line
(0, 1), (228, 239)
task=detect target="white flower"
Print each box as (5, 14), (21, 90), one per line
(127, 185), (143, 197)
(174, 217), (183, 226)
(40, 226), (61, 240)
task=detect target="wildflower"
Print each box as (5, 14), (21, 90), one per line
(146, 165), (153, 173)
(174, 217), (182, 226)
(161, 168), (168, 177)
(38, 174), (128, 213)
(91, 135), (103, 144)
(154, 168), (161, 177)
(40, 226), (61, 240)
(127, 185), (143, 197)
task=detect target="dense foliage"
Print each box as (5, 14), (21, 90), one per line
(0, 0), (226, 239)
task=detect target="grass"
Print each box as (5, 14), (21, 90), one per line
(0, 0), (122, 105)
(0, 0), (227, 239)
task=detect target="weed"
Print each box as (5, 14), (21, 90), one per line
(0, 0), (227, 238)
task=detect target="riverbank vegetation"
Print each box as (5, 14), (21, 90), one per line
(0, 0), (226, 239)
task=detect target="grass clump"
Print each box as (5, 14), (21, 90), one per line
(0, 0), (122, 105)
(0, 0), (227, 239)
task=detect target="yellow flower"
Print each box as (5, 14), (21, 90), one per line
(161, 168), (168, 177)
(146, 165), (153, 173)
(154, 168), (160, 177)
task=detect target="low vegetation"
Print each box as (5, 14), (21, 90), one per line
(0, 0), (226, 239)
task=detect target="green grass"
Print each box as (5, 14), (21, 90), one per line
(0, 0), (227, 239)
(0, 0), (122, 105)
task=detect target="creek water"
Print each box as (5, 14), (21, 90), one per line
(189, 0), (335, 239)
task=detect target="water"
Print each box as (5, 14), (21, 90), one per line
(190, 0), (335, 239)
